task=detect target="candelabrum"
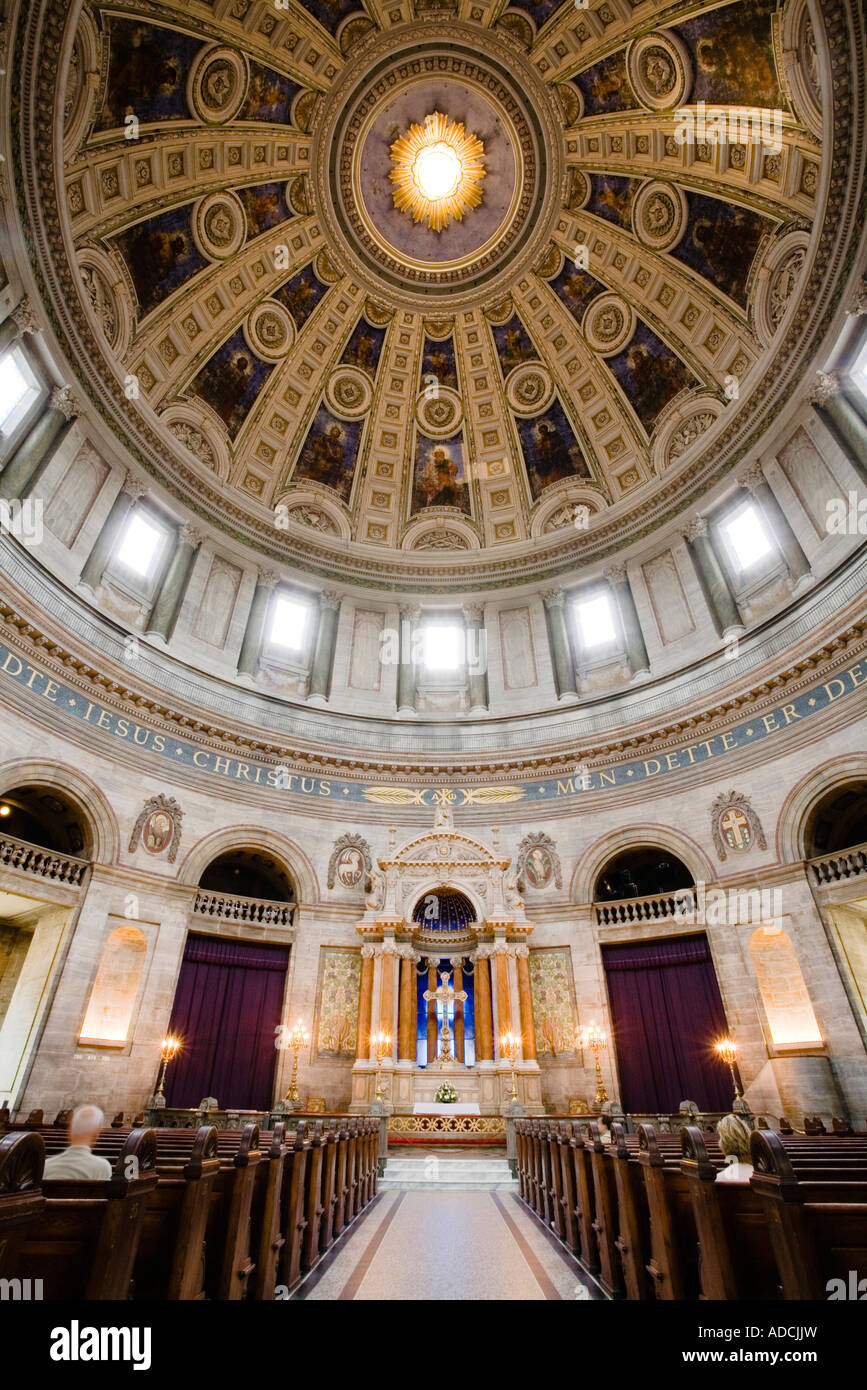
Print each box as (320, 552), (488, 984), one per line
(715, 1036), (742, 1107)
(582, 1020), (608, 1107)
(284, 1020), (310, 1106)
(500, 1030), (520, 1104)
(372, 1031), (391, 1101)
(153, 1035), (181, 1107)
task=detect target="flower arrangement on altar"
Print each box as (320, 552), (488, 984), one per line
(434, 1082), (458, 1104)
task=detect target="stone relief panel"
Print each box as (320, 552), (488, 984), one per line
(79, 923), (148, 1046)
(191, 556), (243, 649)
(641, 550), (695, 645)
(749, 926), (823, 1047)
(528, 946), (579, 1059)
(348, 609), (385, 692)
(315, 946), (362, 1061)
(775, 425), (838, 538)
(498, 607), (538, 691)
(44, 446), (110, 549)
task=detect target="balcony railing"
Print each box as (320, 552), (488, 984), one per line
(192, 889), (295, 928)
(595, 887), (695, 926)
(807, 841), (867, 887)
(0, 832), (88, 886)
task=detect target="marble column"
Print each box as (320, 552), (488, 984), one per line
(379, 946), (396, 1059)
(0, 297), (39, 356)
(426, 958), (438, 1063)
(474, 955), (494, 1061)
(0, 386), (78, 500)
(542, 589), (577, 698)
(398, 952), (416, 1062)
(494, 949), (512, 1054)
(463, 605), (489, 712)
(682, 516), (744, 637)
(145, 524), (203, 641)
(356, 947), (374, 1062)
(740, 462), (811, 584)
(79, 472), (147, 591)
(237, 568), (279, 677)
(397, 604), (419, 713)
(453, 957), (465, 1063)
(811, 373), (867, 482)
(308, 590), (341, 702)
(603, 563), (650, 677)
(516, 948), (537, 1062)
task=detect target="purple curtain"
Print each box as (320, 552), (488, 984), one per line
(165, 935), (290, 1111)
(601, 934), (735, 1113)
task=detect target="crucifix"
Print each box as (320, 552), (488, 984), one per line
(424, 969), (467, 1064)
(720, 806), (751, 850)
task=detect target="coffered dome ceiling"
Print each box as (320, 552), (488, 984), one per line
(11, 0), (853, 588)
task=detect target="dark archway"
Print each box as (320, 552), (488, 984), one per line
(594, 847), (693, 902)
(804, 782), (867, 857)
(0, 785), (91, 857)
(198, 849), (294, 901)
(412, 888), (476, 931)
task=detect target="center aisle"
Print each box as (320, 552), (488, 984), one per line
(293, 1189), (604, 1301)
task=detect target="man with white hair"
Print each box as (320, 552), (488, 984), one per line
(42, 1104), (112, 1180)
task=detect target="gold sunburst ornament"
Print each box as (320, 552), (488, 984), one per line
(389, 112), (486, 233)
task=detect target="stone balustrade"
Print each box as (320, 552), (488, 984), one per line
(808, 841), (867, 886)
(0, 832), (88, 885)
(595, 887), (695, 926)
(192, 888), (295, 927)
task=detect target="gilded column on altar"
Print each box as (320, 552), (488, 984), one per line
(453, 957), (465, 1063)
(516, 946), (537, 1062)
(398, 951), (416, 1062)
(474, 954), (494, 1061)
(357, 946), (375, 1061)
(426, 958), (438, 1062)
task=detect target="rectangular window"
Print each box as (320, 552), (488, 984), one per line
(269, 595), (310, 652)
(0, 348), (42, 437)
(421, 623), (464, 672)
(115, 511), (164, 579)
(721, 502), (774, 573)
(851, 338), (867, 403)
(575, 593), (617, 649)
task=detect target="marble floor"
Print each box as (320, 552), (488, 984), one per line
(295, 1189), (604, 1301)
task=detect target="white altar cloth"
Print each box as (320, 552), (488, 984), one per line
(413, 1103), (481, 1115)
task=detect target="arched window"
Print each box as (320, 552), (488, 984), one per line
(594, 847), (693, 903)
(0, 784), (91, 857)
(749, 925), (823, 1047)
(804, 782), (867, 857)
(198, 849), (294, 902)
(79, 924), (148, 1045)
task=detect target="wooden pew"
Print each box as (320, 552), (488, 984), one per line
(749, 1129), (867, 1299)
(301, 1120), (325, 1270)
(586, 1122), (625, 1297)
(131, 1125), (220, 1301)
(568, 1120), (599, 1273)
(250, 1122), (288, 1300)
(681, 1124), (780, 1301)
(18, 1128), (158, 1299)
(554, 1121), (581, 1258)
(637, 1123), (723, 1300)
(0, 1131), (46, 1280)
(609, 1122), (652, 1301)
(277, 1121), (310, 1293)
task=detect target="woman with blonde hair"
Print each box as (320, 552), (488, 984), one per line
(715, 1112), (754, 1182)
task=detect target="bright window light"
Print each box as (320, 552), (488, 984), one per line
(722, 504), (774, 571)
(576, 594), (617, 649)
(422, 624), (464, 671)
(269, 595), (309, 651)
(852, 340), (867, 400)
(115, 512), (163, 578)
(0, 351), (38, 432)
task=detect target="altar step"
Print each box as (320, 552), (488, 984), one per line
(379, 1156), (517, 1190)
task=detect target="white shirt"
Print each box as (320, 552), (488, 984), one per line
(43, 1145), (113, 1180)
(715, 1158), (754, 1183)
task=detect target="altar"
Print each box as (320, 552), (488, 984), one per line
(412, 1102), (480, 1116)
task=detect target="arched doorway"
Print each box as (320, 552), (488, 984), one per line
(594, 847), (694, 903)
(804, 782), (867, 857)
(164, 848), (294, 1111)
(804, 781), (867, 1047)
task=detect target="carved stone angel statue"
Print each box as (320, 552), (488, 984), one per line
(365, 867), (385, 911)
(504, 869), (524, 912)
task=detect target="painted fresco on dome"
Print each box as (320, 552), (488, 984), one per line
(507, 0), (567, 29)
(96, 18), (199, 130)
(585, 174), (639, 231)
(421, 337), (459, 392)
(492, 316), (538, 373)
(315, 947), (361, 1060)
(412, 434), (471, 515)
(575, 51), (637, 116)
(516, 401), (591, 500)
(240, 63), (300, 124)
(293, 407), (362, 502)
(241, 182), (292, 239)
(549, 264), (605, 326)
(111, 206), (207, 318)
(341, 317), (387, 376)
(606, 322), (696, 435)
(297, 0), (361, 33)
(675, 0), (784, 110)
(273, 265), (328, 331)
(189, 330), (275, 440)
(670, 193), (772, 309)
